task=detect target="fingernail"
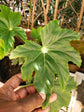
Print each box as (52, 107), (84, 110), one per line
(39, 92), (46, 99)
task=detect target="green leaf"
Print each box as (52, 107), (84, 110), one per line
(0, 39), (5, 60)
(49, 76), (77, 112)
(13, 27), (27, 42)
(0, 5), (27, 54)
(31, 27), (42, 43)
(10, 20), (81, 108)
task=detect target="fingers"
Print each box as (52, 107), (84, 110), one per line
(19, 92), (57, 112)
(49, 92), (57, 103)
(19, 92), (46, 112)
(14, 86), (36, 100)
(4, 73), (23, 89)
(32, 107), (50, 112)
(15, 86), (36, 100)
(0, 81), (4, 88)
(26, 86), (36, 94)
(0, 73), (23, 101)
(15, 87), (27, 100)
(32, 93), (57, 112)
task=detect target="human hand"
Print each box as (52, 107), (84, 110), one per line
(0, 73), (57, 112)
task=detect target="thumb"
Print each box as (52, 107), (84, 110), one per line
(19, 92), (46, 112)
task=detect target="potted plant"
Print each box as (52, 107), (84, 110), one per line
(0, 5), (81, 112)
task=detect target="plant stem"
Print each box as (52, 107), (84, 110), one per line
(14, 83), (34, 92)
(28, 0), (32, 29)
(41, 0), (50, 25)
(31, 0), (36, 28)
(20, 83), (34, 89)
(68, 0), (78, 16)
(54, 0), (59, 20)
(41, 0), (47, 25)
(22, 1), (26, 22)
(60, 0), (69, 27)
(46, 0), (50, 15)
(76, 0), (84, 33)
(34, 11), (43, 23)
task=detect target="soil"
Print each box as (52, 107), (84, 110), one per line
(0, 56), (21, 83)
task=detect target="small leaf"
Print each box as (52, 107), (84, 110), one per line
(0, 5), (27, 54)
(31, 27), (42, 43)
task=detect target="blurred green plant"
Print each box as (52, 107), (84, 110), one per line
(0, 5), (27, 59)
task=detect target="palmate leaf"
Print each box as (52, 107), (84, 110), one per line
(0, 5), (27, 54)
(10, 20), (81, 108)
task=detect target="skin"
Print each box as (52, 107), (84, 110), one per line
(0, 73), (57, 112)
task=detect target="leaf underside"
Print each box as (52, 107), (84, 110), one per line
(10, 20), (81, 109)
(0, 5), (27, 55)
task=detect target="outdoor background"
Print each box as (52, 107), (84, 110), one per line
(0, 0), (84, 112)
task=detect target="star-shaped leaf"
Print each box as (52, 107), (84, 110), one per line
(10, 20), (81, 108)
(0, 5), (27, 54)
